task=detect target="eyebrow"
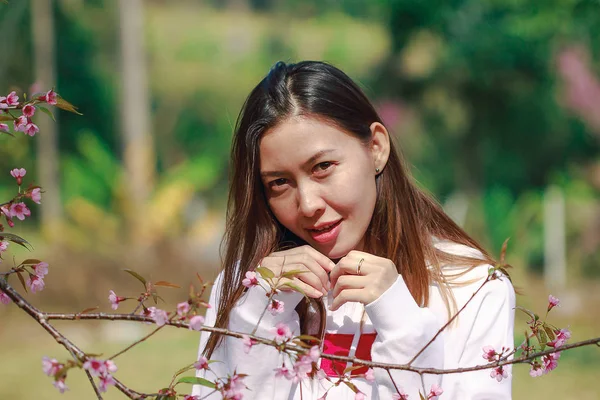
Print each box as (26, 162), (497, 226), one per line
(260, 149), (336, 178)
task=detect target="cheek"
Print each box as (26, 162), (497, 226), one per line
(268, 197), (296, 228)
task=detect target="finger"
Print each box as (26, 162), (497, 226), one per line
(330, 288), (367, 311)
(274, 245), (335, 272)
(286, 253), (330, 291)
(330, 256), (368, 288)
(279, 277), (323, 298)
(300, 245), (336, 272)
(331, 275), (368, 298)
(284, 262), (326, 293)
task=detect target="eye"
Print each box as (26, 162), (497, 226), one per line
(313, 161), (334, 175)
(268, 178), (288, 189)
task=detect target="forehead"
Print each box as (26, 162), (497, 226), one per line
(259, 117), (362, 169)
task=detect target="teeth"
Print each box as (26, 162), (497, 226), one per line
(314, 223), (335, 232)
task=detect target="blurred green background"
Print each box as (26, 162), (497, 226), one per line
(1, 0), (599, 398)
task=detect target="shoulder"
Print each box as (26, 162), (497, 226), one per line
(431, 240), (515, 314)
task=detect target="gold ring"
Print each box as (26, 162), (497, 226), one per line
(356, 258), (365, 275)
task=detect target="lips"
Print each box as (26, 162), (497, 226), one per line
(307, 219), (342, 244)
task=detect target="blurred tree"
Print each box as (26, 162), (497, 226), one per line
(376, 0), (600, 197)
(32, 0), (62, 234)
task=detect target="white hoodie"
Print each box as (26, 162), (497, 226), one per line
(192, 242), (515, 399)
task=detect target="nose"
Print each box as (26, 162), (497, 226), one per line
(297, 181), (325, 218)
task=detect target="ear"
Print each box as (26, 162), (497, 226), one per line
(369, 122), (390, 174)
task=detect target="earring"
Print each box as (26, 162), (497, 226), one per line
(375, 168), (380, 173)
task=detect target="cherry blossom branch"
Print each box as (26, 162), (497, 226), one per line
(0, 276), (150, 399)
(408, 274), (493, 365)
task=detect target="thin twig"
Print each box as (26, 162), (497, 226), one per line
(407, 274), (493, 365)
(84, 369), (104, 400)
(108, 325), (165, 360)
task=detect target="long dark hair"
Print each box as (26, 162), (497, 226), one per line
(204, 61), (493, 357)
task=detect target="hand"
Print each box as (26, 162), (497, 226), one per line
(329, 250), (399, 311)
(259, 245), (335, 298)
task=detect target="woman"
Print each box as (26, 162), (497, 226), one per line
(192, 61), (515, 399)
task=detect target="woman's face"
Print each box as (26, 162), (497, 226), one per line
(259, 116), (389, 259)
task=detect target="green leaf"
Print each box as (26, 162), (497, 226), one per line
(343, 365), (364, 374)
(296, 334), (321, 344)
(281, 281), (307, 297)
(37, 106), (56, 122)
(256, 266), (275, 280)
(19, 259), (42, 266)
(0, 115), (13, 121)
(543, 324), (556, 341)
(55, 96), (82, 115)
(154, 280), (181, 289)
(0, 232), (33, 250)
(123, 269), (147, 288)
(419, 392), (427, 400)
(176, 377), (216, 388)
(16, 271), (27, 292)
(281, 269), (306, 278)
(515, 306), (536, 321)
(342, 380), (358, 392)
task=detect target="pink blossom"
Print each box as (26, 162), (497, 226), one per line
(83, 358), (106, 377)
(22, 104), (35, 118)
(1, 205), (11, 218)
(428, 383), (443, 399)
(242, 271), (259, 288)
(177, 301), (190, 317)
(30, 188), (42, 204)
(53, 377), (69, 393)
(10, 202), (31, 220)
(355, 393), (365, 400)
(482, 345), (497, 362)
(33, 261), (49, 277)
(98, 373), (116, 393)
(529, 362), (543, 377)
(184, 396), (200, 400)
(274, 365), (290, 378)
(364, 368), (375, 382)
(548, 328), (571, 348)
(490, 366), (508, 382)
(267, 298), (284, 315)
(548, 295), (560, 311)
(148, 307), (169, 326)
(194, 356), (209, 370)
(242, 334), (257, 354)
(288, 356), (313, 383)
(6, 91), (19, 106)
(42, 89), (58, 105)
(24, 122), (39, 136)
(0, 290), (11, 305)
(105, 359), (117, 374)
(272, 322), (292, 343)
(26, 274), (45, 293)
(0, 240), (8, 253)
(0, 123), (8, 132)
(542, 352), (560, 373)
(10, 168), (26, 186)
(13, 115), (27, 131)
(221, 374), (246, 400)
(108, 290), (125, 310)
(189, 315), (205, 331)
(308, 345), (320, 363)
(392, 388), (409, 400)
(42, 356), (62, 377)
